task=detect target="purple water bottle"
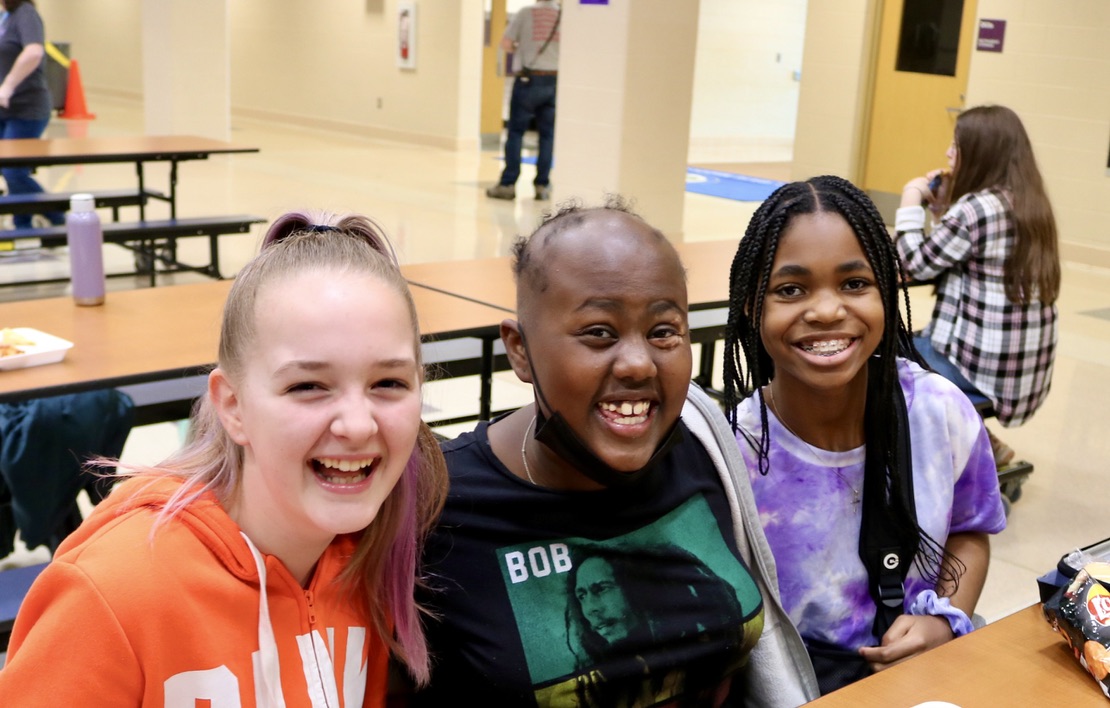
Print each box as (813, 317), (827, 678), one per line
(67, 193), (106, 306)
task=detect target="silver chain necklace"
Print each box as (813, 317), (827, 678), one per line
(520, 414), (538, 485)
(766, 388), (861, 504)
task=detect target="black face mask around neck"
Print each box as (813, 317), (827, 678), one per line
(518, 326), (684, 488)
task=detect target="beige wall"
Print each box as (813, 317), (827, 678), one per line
(40, 0), (1110, 265)
(967, 0), (1110, 265)
(690, 0), (807, 164)
(41, 0), (804, 165)
(142, 0), (231, 140)
(39, 0), (143, 97)
(229, 0), (482, 150)
(555, 0), (699, 237)
(793, 0), (1110, 265)
(791, 0), (876, 182)
(40, 0), (483, 151)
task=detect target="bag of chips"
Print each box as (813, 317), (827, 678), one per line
(1044, 561), (1110, 699)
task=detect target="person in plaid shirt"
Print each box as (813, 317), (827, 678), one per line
(894, 105), (1060, 466)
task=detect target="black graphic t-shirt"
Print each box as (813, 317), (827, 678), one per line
(415, 419), (764, 707)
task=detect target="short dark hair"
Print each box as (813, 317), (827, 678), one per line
(510, 195), (666, 298)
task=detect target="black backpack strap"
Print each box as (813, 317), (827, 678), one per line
(859, 378), (918, 639)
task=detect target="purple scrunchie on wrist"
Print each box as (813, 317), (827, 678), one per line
(908, 589), (975, 637)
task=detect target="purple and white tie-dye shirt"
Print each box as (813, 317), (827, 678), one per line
(733, 358), (1007, 650)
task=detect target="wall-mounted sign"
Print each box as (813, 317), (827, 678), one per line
(581, 0), (609, 4)
(397, 1), (416, 70)
(977, 19), (1006, 52)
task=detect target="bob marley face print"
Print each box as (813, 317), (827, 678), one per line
(573, 556), (644, 646)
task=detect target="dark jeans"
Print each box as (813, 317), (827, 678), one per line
(499, 75), (556, 188)
(0, 116), (65, 229)
(914, 333), (991, 407)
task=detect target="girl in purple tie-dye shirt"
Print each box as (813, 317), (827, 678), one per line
(721, 176), (1007, 694)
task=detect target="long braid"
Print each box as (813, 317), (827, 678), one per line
(827, 179), (962, 589)
(894, 244), (925, 367)
(722, 175), (963, 591)
(724, 188), (801, 473)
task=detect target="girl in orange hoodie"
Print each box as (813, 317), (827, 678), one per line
(0, 212), (448, 707)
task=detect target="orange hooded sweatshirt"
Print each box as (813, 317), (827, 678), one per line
(0, 476), (389, 707)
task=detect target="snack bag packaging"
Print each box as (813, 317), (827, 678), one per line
(1044, 561), (1110, 699)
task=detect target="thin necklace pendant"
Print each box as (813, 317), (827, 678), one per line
(520, 414), (538, 485)
(834, 467), (862, 505)
(766, 387), (861, 505)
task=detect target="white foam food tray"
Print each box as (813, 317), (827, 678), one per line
(0, 327), (75, 371)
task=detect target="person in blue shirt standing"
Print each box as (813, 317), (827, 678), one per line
(0, 0), (63, 229)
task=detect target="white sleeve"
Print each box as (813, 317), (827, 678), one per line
(895, 205), (927, 233)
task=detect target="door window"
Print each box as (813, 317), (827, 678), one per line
(896, 0), (964, 76)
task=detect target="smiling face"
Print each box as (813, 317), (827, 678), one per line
(212, 269), (422, 561)
(760, 211), (884, 399)
(515, 211), (692, 477)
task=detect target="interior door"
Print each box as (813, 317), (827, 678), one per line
(481, 0), (509, 149)
(862, 0), (977, 200)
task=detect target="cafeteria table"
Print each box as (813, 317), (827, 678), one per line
(400, 240), (738, 312)
(402, 243), (738, 392)
(809, 605), (1103, 706)
(0, 280), (508, 422)
(0, 135), (259, 219)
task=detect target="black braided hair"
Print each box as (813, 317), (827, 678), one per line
(722, 175), (960, 590)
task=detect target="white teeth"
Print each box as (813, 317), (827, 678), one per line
(319, 471), (369, 485)
(801, 339), (850, 356)
(599, 400), (651, 425)
(314, 457), (374, 486)
(612, 416), (646, 425)
(315, 457), (376, 473)
(601, 401), (651, 417)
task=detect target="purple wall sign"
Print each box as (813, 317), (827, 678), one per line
(580, 0), (609, 4)
(977, 19), (1006, 52)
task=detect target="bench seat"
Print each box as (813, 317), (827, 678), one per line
(0, 188), (168, 219)
(117, 337), (515, 429)
(0, 214), (267, 286)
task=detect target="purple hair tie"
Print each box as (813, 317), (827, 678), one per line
(308, 224), (337, 233)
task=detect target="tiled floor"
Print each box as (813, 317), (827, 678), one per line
(3, 95), (1109, 625)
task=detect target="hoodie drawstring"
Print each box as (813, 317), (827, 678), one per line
(242, 532), (287, 708)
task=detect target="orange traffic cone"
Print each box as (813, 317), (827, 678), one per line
(59, 59), (96, 120)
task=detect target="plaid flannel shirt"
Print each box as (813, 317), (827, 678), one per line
(894, 188), (1057, 427)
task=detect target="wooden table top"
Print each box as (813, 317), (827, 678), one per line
(402, 257), (516, 312)
(809, 605), (1105, 706)
(0, 240), (739, 402)
(401, 240), (738, 315)
(673, 240), (735, 310)
(0, 135), (259, 167)
(0, 279), (507, 403)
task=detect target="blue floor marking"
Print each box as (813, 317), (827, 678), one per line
(502, 157), (783, 202)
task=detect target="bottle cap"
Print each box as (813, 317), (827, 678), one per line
(69, 193), (95, 212)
